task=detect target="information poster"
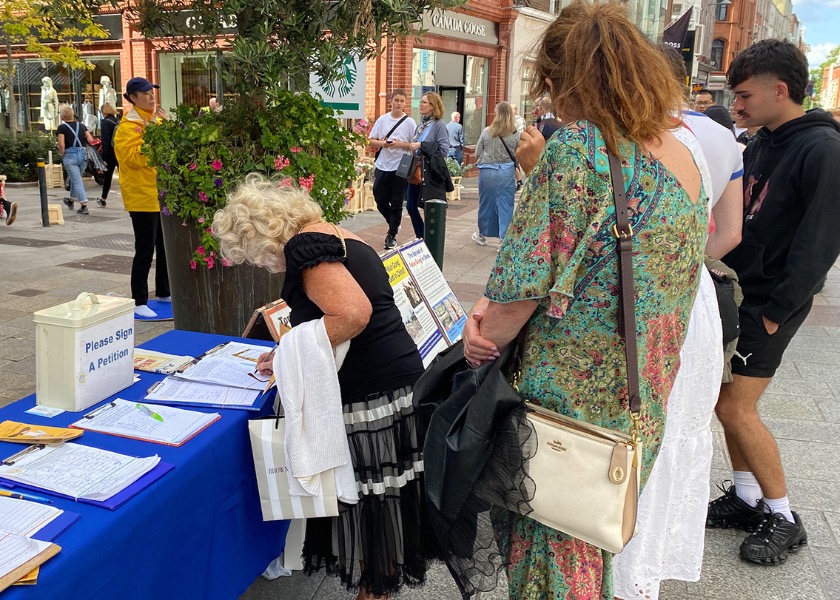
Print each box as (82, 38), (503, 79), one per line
(398, 240), (467, 344)
(382, 251), (448, 366)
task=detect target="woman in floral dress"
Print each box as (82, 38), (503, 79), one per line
(460, 2), (708, 597)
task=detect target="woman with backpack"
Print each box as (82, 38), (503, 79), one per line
(96, 102), (120, 207)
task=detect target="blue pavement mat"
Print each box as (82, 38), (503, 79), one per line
(135, 299), (174, 321)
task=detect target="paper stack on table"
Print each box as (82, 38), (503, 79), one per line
(70, 399), (220, 446)
(0, 421), (83, 444)
(142, 341), (273, 411)
(133, 349), (194, 375)
(0, 532), (59, 591)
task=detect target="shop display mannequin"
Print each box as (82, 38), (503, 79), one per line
(40, 77), (59, 131)
(99, 76), (117, 117)
(82, 98), (99, 133)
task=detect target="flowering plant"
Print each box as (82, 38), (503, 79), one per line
(445, 156), (471, 178)
(352, 117), (373, 137)
(143, 91), (363, 269)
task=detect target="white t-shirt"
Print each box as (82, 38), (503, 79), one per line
(681, 110), (744, 203)
(369, 113), (417, 172)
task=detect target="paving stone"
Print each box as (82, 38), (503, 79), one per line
(764, 417), (840, 445)
(757, 393), (825, 421)
(810, 547), (840, 600)
(824, 512), (840, 545)
(794, 509), (837, 548)
(765, 378), (835, 399)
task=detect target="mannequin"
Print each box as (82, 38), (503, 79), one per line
(40, 77), (59, 131)
(99, 76), (117, 118)
(82, 97), (98, 133)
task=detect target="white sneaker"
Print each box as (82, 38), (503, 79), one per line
(134, 305), (158, 318)
(472, 232), (487, 246)
(156, 296), (172, 303)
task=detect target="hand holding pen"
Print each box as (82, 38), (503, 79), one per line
(255, 343), (279, 377)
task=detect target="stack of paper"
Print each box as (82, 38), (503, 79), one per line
(133, 349), (194, 374)
(142, 341), (273, 411)
(0, 443), (160, 502)
(70, 399), (219, 446)
(0, 496), (62, 537)
(0, 532), (58, 591)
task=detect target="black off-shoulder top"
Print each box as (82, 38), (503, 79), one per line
(280, 232), (423, 401)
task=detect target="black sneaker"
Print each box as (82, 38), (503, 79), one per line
(740, 511), (807, 565)
(384, 234), (397, 250)
(96, 198), (106, 207)
(63, 197), (74, 210)
(4, 201), (16, 226)
(77, 204), (89, 215)
(706, 481), (766, 532)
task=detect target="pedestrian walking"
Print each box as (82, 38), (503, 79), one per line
(535, 96), (562, 140)
(57, 104), (96, 215)
(368, 89), (416, 250)
(0, 176), (16, 226)
(406, 92), (450, 240)
(114, 77), (171, 319)
(96, 102), (119, 208)
(511, 103), (527, 133)
(472, 101), (520, 247)
(707, 39), (840, 565)
(455, 3), (706, 597)
(693, 89), (714, 113)
(445, 112), (464, 165)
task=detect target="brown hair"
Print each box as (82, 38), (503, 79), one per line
(422, 92), (445, 120)
(531, 1), (684, 156)
(389, 88), (407, 100)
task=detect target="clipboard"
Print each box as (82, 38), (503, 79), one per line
(0, 444), (175, 510)
(142, 379), (270, 412)
(0, 541), (60, 592)
(31, 509), (81, 542)
(69, 400), (221, 447)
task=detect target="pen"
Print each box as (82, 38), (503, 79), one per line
(135, 403), (164, 422)
(254, 342), (280, 373)
(0, 488), (53, 504)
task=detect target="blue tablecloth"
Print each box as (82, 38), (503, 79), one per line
(2, 330), (289, 600)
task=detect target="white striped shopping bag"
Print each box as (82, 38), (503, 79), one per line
(248, 416), (339, 521)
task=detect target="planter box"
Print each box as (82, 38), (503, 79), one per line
(46, 164), (64, 189)
(446, 177), (462, 202)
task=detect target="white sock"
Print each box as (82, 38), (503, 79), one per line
(134, 305), (158, 318)
(733, 471), (763, 507)
(763, 496), (795, 523)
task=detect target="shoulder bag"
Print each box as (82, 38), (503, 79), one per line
(517, 152), (642, 553)
(499, 136), (525, 191)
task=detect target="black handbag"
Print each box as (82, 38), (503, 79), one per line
(705, 259), (741, 344)
(395, 152), (417, 180)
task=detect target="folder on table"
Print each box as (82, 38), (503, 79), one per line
(31, 510), (81, 542)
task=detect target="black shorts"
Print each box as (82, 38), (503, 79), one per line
(730, 299), (813, 378)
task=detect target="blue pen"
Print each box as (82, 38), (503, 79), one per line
(0, 488), (53, 504)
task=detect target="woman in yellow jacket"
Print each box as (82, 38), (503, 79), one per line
(114, 77), (171, 319)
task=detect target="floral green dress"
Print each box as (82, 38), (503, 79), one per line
(486, 121), (707, 599)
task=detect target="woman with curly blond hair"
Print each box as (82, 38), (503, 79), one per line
(455, 2), (708, 598)
(212, 176), (435, 600)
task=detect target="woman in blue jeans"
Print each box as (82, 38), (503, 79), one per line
(472, 102), (521, 246)
(406, 92), (449, 239)
(57, 104), (96, 215)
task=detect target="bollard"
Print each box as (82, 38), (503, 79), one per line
(37, 158), (49, 227)
(424, 199), (447, 270)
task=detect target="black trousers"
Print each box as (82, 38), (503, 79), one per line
(373, 168), (408, 236)
(130, 211), (170, 305)
(101, 155), (118, 199)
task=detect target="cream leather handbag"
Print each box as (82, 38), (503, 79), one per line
(516, 152), (643, 553)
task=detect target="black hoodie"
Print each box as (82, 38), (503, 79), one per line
(723, 109), (840, 325)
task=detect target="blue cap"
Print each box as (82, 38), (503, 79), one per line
(125, 77), (159, 97)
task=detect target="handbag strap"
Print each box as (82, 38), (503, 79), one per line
(499, 136), (519, 169)
(607, 153), (641, 436)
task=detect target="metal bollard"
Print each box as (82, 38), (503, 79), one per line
(424, 199), (447, 270)
(37, 158), (49, 227)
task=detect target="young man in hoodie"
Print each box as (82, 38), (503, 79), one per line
(707, 40), (840, 564)
(114, 77), (171, 319)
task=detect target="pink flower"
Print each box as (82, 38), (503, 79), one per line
(210, 250), (216, 257)
(207, 257), (215, 269)
(274, 155), (290, 170)
(211, 159), (223, 171)
(197, 216), (205, 224)
(298, 174), (315, 191)
(190, 260), (197, 270)
(221, 258), (233, 267)
(280, 177), (294, 187)
(290, 146), (302, 153)
(198, 191), (208, 202)
(188, 162), (197, 171)
(197, 246), (206, 255)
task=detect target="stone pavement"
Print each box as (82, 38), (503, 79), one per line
(1, 175), (839, 599)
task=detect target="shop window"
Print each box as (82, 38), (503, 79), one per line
(463, 55), (488, 146)
(411, 49), (437, 113)
(520, 62), (535, 124)
(711, 39), (725, 71)
(158, 52), (236, 113)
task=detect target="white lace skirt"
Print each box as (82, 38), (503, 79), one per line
(613, 268), (723, 600)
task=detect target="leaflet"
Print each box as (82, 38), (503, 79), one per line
(0, 444), (160, 502)
(175, 356), (268, 390)
(133, 349), (194, 374)
(70, 399), (219, 446)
